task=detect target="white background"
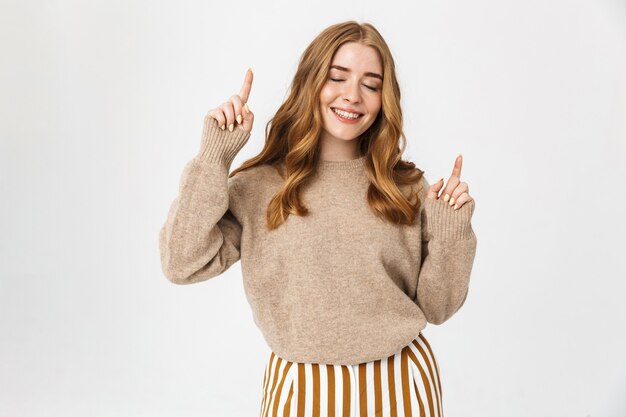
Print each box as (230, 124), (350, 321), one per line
(1, 0), (625, 416)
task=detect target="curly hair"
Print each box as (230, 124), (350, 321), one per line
(230, 20), (425, 229)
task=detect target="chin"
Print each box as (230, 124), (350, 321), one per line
(322, 127), (361, 142)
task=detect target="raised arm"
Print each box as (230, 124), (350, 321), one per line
(159, 69), (255, 284)
(159, 115), (251, 284)
(414, 159), (478, 324)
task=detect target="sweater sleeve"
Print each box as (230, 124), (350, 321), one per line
(413, 175), (478, 324)
(159, 115), (251, 284)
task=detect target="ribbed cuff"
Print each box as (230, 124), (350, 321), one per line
(422, 197), (475, 240)
(195, 114), (251, 169)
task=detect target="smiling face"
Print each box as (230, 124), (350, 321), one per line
(319, 42), (383, 146)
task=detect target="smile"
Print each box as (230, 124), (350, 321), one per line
(331, 107), (363, 124)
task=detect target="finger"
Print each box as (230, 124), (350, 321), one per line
(426, 177), (445, 199)
(206, 109), (226, 130)
(230, 94), (245, 125)
(441, 176), (460, 202)
(447, 181), (469, 207)
(220, 101), (236, 131)
(239, 68), (254, 104)
(451, 154), (463, 178)
(237, 106), (254, 133)
(451, 193), (472, 211)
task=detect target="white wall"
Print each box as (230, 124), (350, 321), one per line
(1, 0), (625, 416)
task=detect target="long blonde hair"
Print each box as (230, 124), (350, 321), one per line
(230, 20), (425, 230)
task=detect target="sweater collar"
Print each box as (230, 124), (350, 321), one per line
(316, 155), (367, 172)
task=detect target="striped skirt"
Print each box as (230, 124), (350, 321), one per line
(259, 333), (443, 417)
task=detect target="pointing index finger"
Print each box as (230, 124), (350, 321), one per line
(451, 154), (463, 178)
(239, 68), (253, 104)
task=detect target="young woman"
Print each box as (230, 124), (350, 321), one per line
(159, 20), (477, 417)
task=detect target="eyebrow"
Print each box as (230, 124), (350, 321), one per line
(330, 65), (383, 81)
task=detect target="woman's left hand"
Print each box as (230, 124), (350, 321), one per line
(426, 154), (474, 210)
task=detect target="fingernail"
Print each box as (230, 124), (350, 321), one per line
(228, 123), (234, 132)
(449, 197), (455, 206)
(454, 203), (459, 210)
(443, 194), (450, 202)
(236, 114), (242, 124)
(220, 124), (225, 130)
(243, 103), (250, 114)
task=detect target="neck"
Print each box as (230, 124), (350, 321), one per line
(318, 132), (361, 162)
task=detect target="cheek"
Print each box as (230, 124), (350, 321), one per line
(369, 97), (382, 116)
(319, 87), (334, 105)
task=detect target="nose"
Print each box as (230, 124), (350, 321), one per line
(342, 78), (362, 103)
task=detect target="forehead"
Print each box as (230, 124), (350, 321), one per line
(330, 42), (383, 74)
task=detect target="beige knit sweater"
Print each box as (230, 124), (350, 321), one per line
(159, 115), (477, 365)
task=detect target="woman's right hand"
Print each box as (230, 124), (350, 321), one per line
(206, 68), (255, 133)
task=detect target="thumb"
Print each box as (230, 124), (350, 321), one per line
(426, 177), (444, 199)
(238, 102), (254, 133)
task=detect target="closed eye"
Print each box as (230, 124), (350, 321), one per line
(330, 78), (379, 92)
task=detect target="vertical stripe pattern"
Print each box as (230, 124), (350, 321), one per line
(259, 333), (443, 417)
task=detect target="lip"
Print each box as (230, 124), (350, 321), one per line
(331, 106), (363, 115)
(330, 107), (362, 124)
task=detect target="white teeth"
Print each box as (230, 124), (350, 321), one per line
(332, 108), (361, 119)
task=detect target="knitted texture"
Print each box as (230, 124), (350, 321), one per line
(159, 115), (478, 365)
